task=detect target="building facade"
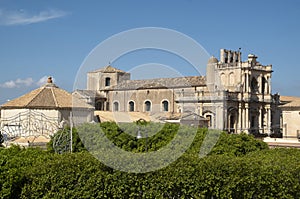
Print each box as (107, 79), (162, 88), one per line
(78, 49), (282, 135)
(279, 96), (300, 139)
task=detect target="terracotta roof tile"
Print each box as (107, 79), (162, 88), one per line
(280, 96), (300, 108)
(112, 76), (206, 90)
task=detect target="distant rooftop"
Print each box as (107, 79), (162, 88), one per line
(280, 96), (300, 108)
(89, 65), (128, 74)
(111, 76), (206, 90)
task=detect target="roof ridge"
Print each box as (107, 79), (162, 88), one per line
(59, 87), (74, 107)
(51, 87), (59, 107)
(26, 87), (44, 107)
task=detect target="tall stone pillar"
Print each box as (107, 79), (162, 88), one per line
(228, 51), (232, 63)
(268, 76), (272, 94)
(238, 103), (242, 133)
(245, 72), (249, 93)
(258, 75), (262, 95)
(220, 49), (225, 63)
(233, 52), (237, 63)
(244, 104), (249, 133)
(267, 106), (271, 134)
(199, 103), (203, 116)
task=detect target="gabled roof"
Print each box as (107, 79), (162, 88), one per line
(89, 65), (127, 74)
(1, 82), (94, 110)
(280, 96), (300, 108)
(181, 112), (207, 121)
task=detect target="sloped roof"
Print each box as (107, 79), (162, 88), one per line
(181, 112), (207, 121)
(89, 65), (127, 74)
(73, 89), (106, 98)
(112, 76), (206, 90)
(208, 56), (218, 64)
(12, 135), (50, 143)
(94, 111), (151, 122)
(1, 82), (94, 110)
(280, 96), (300, 108)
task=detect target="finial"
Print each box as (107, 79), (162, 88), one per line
(47, 76), (53, 83)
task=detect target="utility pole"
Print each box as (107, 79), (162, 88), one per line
(70, 112), (73, 153)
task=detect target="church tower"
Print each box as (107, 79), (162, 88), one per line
(207, 49), (273, 134)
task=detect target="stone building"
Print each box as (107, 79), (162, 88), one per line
(279, 96), (300, 139)
(77, 49), (282, 135)
(0, 77), (94, 146)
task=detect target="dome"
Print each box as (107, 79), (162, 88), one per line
(207, 56), (218, 64)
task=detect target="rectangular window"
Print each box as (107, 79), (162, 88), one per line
(105, 77), (111, 86)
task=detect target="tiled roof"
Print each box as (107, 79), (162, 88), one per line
(74, 89), (105, 98)
(112, 76), (206, 90)
(1, 83), (94, 109)
(280, 96), (300, 108)
(89, 65), (127, 73)
(94, 111), (152, 122)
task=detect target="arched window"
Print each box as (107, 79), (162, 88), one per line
(178, 106), (181, 113)
(95, 101), (103, 111)
(228, 107), (237, 133)
(251, 77), (258, 92)
(206, 115), (212, 127)
(162, 100), (169, 112)
(105, 77), (111, 86)
(129, 101), (134, 112)
(229, 73), (234, 85)
(220, 73), (226, 86)
(113, 101), (119, 112)
(203, 112), (214, 128)
(262, 77), (267, 94)
(144, 101), (151, 112)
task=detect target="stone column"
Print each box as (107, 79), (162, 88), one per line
(245, 104), (250, 133)
(245, 72), (249, 92)
(228, 51), (232, 63)
(199, 103), (203, 116)
(238, 103), (242, 133)
(258, 107), (262, 133)
(233, 52), (237, 63)
(267, 106), (271, 134)
(244, 104), (249, 133)
(268, 76), (271, 94)
(257, 75), (261, 95)
(220, 49), (225, 63)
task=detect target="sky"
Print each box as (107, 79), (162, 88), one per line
(0, 0), (300, 104)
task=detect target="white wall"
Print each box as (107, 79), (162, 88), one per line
(282, 108), (300, 138)
(0, 108), (60, 138)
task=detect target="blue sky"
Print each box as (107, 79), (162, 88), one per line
(0, 0), (300, 104)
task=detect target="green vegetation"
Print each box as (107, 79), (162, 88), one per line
(0, 122), (299, 198)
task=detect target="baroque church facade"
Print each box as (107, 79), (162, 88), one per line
(76, 49), (281, 135)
